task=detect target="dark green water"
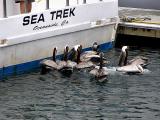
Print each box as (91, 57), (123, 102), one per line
(0, 47), (160, 120)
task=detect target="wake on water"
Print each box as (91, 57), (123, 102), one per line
(94, 66), (151, 75)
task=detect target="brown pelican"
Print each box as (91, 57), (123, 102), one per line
(68, 42), (99, 62)
(68, 44), (82, 62)
(74, 44), (109, 69)
(78, 43), (109, 65)
(80, 42), (100, 61)
(75, 46), (95, 69)
(40, 47), (58, 74)
(57, 46), (77, 75)
(118, 46), (149, 67)
(89, 52), (108, 82)
(117, 46), (149, 74)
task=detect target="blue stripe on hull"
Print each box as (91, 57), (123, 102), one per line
(0, 42), (113, 80)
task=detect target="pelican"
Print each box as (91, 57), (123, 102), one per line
(89, 52), (108, 82)
(117, 46), (149, 74)
(75, 46), (95, 69)
(80, 42), (100, 61)
(57, 46), (77, 75)
(68, 42), (99, 62)
(92, 42), (100, 51)
(40, 47), (58, 74)
(118, 46), (149, 67)
(78, 43), (109, 64)
(68, 44), (82, 62)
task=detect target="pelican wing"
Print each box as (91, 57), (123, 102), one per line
(57, 61), (67, 70)
(90, 66), (108, 76)
(40, 59), (58, 69)
(80, 52), (97, 61)
(128, 56), (149, 67)
(76, 61), (94, 69)
(80, 51), (97, 58)
(82, 54), (100, 62)
(89, 68), (99, 75)
(67, 60), (77, 68)
(116, 64), (143, 73)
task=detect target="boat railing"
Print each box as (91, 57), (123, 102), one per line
(2, 0), (7, 18)
(1, 0), (104, 18)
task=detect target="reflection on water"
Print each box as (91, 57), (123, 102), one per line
(0, 48), (160, 120)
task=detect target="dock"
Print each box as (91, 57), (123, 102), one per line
(116, 7), (160, 47)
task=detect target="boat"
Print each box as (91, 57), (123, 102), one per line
(0, 0), (118, 79)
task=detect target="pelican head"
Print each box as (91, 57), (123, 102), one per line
(74, 44), (82, 51)
(92, 42), (99, 51)
(122, 46), (128, 52)
(65, 45), (69, 53)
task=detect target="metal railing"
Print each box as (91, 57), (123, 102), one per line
(3, 0), (7, 18)
(24, 0), (28, 13)
(2, 0), (104, 18)
(83, 0), (86, 4)
(66, 0), (69, 6)
(46, 0), (49, 9)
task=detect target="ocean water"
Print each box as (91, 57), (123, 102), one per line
(0, 47), (160, 120)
